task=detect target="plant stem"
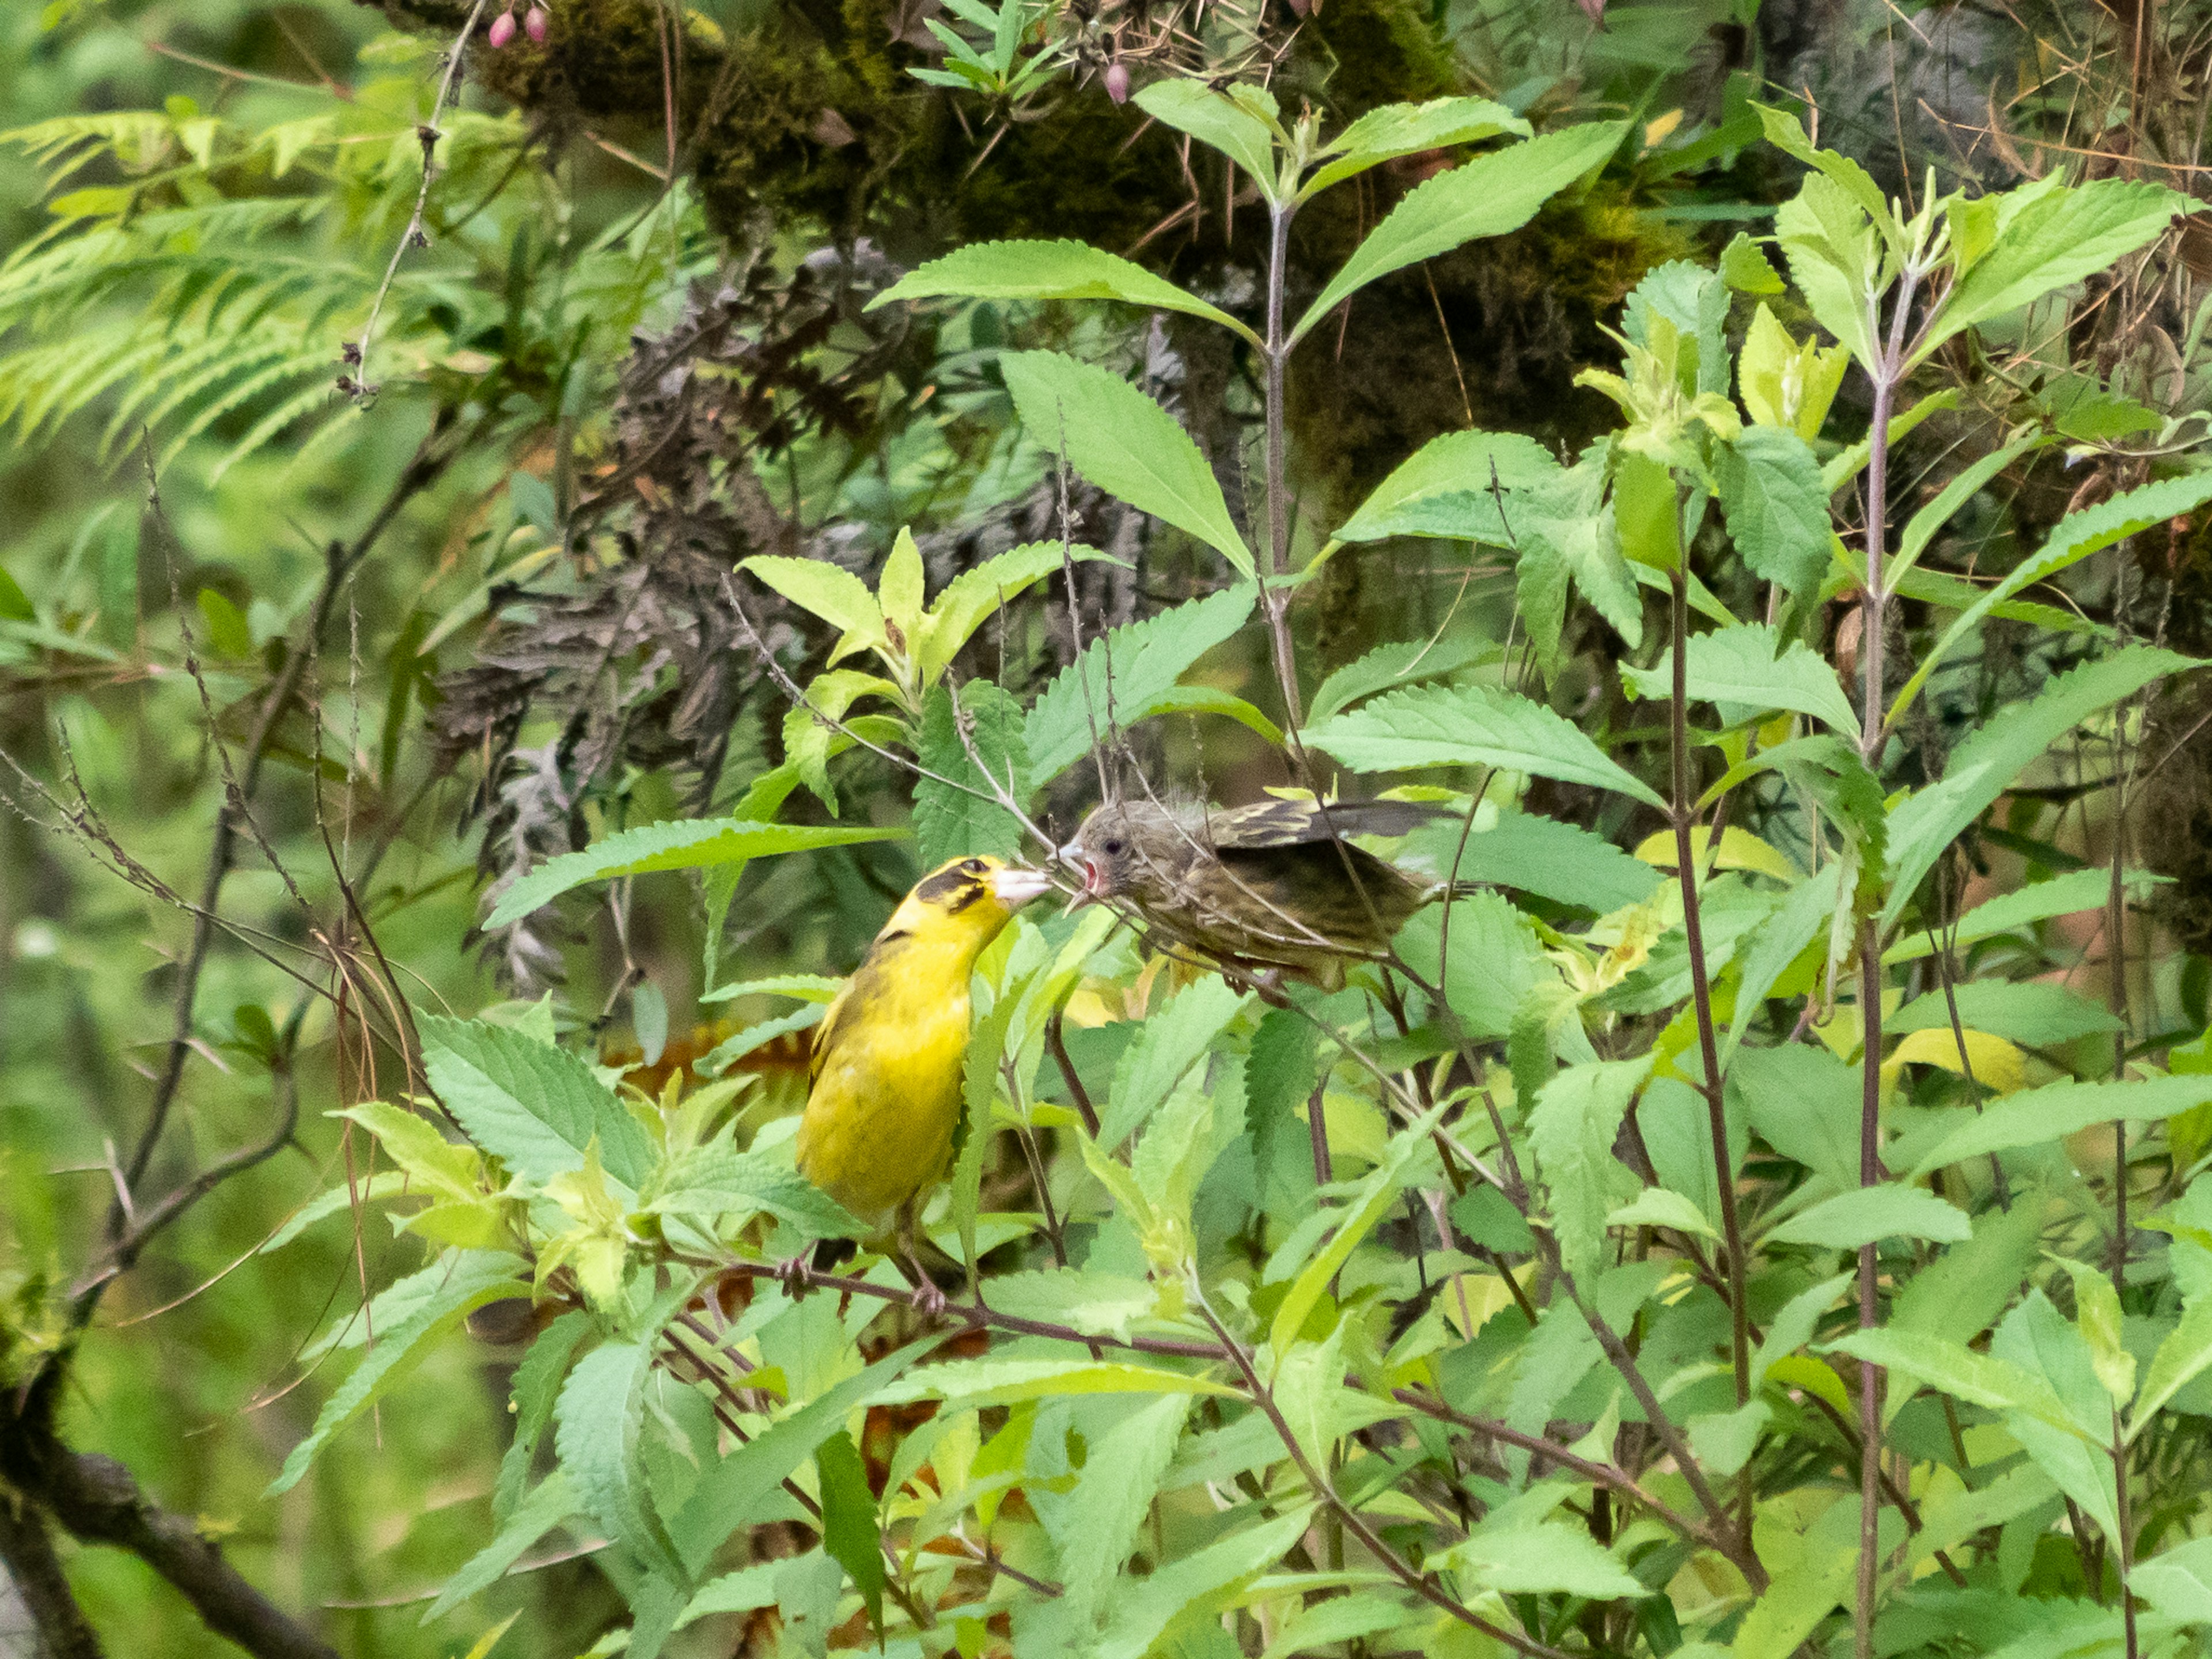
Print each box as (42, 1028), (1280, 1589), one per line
(1260, 200), (1306, 741)
(1669, 567), (1749, 1414)
(2114, 1406), (2138, 1659)
(1853, 257), (1914, 1656)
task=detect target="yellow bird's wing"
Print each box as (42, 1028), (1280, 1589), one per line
(809, 974), (861, 1088)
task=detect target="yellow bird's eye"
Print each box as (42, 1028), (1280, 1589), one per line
(960, 857), (986, 874)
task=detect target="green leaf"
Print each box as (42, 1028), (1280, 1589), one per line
(419, 1014), (656, 1192)
(2052, 1257), (2135, 1404)
(1884, 647), (2199, 925)
(1414, 810), (1660, 914)
(258, 1172), (411, 1255)
(699, 973), (844, 1005)
(1269, 1101), (1445, 1364)
(1101, 977), (1249, 1148)
(647, 1146), (865, 1238)
(1332, 429), (1561, 544)
(1891, 430), (2047, 585)
(1892, 1199), (2045, 1344)
(1721, 231), (1785, 294)
(1520, 460), (1645, 661)
(1092, 1506), (1317, 1659)
(1445, 1522), (1645, 1599)
(1889, 979), (2121, 1046)
(1394, 890), (1546, 1040)
(1620, 621), (1859, 738)
(1133, 682), (1283, 746)
(1022, 584), (1255, 786)
(1731, 1043), (1861, 1191)
(981, 1268), (1158, 1341)
(1529, 1057), (1652, 1281)
(1246, 1006), (1319, 1205)
(1306, 634), (1487, 726)
(1988, 1293), (2119, 1527)
(736, 555), (885, 655)
(1305, 680), (1666, 809)
(913, 680), (1029, 866)
(869, 239), (1252, 340)
(870, 1358), (1238, 1409)
(674, 1563), (782, 1628)
(268, 1251), (524, 1494)
(1752, 1271), (1855, 1387)
(1919, 178), (2192, 361)
(696, 1005), (825, 1078)
(1724, 869), (1840, 1062)
(1686, 1399), (1772, 1479)
(1302, 95), (1531, 199)
(496, 1310), (592, 1524)
(1888, 476), (2212, 726)
(556, 1340), (683, 1582)
(999, 351), (1253, 576)
(1051, 1393), (1193, 1631)
(812, 1429), (885, 1638)
(672, 1338), (939, 1576)
(1911, 1073), (2212, 1177)
(1625, 259), (1730, 397)
(1714, 425), (1832, 600)
(917, 540), (1112, 684)
(1131, 80), (1282, 203)
(1824, 1327), (2075, 1434)
(955, 953), (1028, 1282)
(1607, 1186), (1718, 1239)
(1885, 868), (2165, 964)
(485, 817), (904, 929)
(1772, 170), (1879, 368)
(2130, 1300), (2212, 1437)
(2133, 1535), (2212, 1624)
(195, 587), (252, 658)
(1755, 105), (1898, 245)
(1766, 1183), (1973, 1250)
(423, 1471), (579, 1623)
(1292, 123), (1624, 343)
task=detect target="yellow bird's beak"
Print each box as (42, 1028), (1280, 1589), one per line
(989, 865), (1055, 907)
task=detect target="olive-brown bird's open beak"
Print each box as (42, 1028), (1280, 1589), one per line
(1054, 840), (1099, 910)
(990, 866), (1055, 907)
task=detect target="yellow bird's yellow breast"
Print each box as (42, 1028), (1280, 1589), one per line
(794, 938), (975, 1227)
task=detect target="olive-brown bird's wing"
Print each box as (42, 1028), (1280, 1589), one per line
(1201, 798), (1449, 849)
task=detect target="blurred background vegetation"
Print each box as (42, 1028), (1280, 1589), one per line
(0, 0), (2206, 1653)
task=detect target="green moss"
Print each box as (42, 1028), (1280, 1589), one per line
(1293, 0), (1459, 112)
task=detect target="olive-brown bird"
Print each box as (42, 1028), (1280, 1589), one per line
(794, 854), (1052, 1289)
(1059, 798), (1457, 988)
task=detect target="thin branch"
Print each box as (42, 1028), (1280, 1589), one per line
(346, 1), (491, 400)
(1194, 1301), (1573, 1659)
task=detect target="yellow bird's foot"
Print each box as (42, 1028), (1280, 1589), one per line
(910, 1277), (948, 1320)
(892, 1245), (949, 1320)
(771, 1253), (815, 1300)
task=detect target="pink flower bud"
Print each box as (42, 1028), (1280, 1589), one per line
(1104, 62), (1130, 104)
(487, 9), (517, 47)
(525, 5), (548, 41)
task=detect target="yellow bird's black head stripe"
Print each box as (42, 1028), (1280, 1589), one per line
(912, 856), (995, 912)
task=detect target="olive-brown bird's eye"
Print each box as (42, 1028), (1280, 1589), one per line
(1103, 837), (1124, 855)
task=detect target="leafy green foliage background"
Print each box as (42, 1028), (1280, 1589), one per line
(3, 2), (2212, 1658)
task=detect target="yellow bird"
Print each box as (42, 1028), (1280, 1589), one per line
(794, 854), (1052, 1285)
